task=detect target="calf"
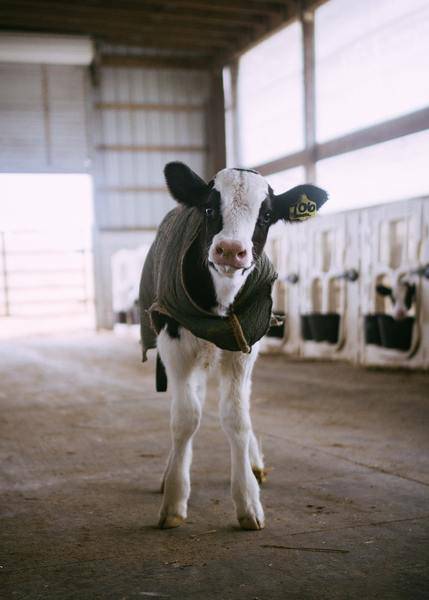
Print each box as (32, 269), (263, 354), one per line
(140, 162), (327, 530)
(376, 278), (416, 320)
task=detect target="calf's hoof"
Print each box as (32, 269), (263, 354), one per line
(252, 466), (269, 484)
(238, 514), (265, 531)
(158, 514), (185, 529)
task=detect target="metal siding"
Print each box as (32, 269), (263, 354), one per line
(0, 63), (46, 171)
(94, 62), (210, 231)
(47, 65), (90, 171)
(0, 63), (90, 173)
(92, 49), (210, 327)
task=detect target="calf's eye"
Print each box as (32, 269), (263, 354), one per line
(262, 211), (272, 224)
(205, 207), (216, 217)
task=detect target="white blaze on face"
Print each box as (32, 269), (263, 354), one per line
(392, 278), (414, 320)
(209, 169), (269, 268)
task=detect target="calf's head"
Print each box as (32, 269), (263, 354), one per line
(376, 279), (416, 320)
(164, 162), (327, 277)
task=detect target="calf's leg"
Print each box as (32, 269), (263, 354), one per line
(157, 328), (206, 529)
(249, 431), (268, 484)
(219, 344), (265, 530)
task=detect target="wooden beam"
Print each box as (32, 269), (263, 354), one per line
(99, 54), (210, 71)
(95, 102), (205, 112)
(0, 22), (227, 52)
(99, 36), (225, 52)
(97, 144), (208, 153)
(1, 1), (262, 31)
(206, 70), (227, 175)
(0, 12), (237, 47)
(317, 106), (429, 160)
(254, 106), (429, 175)
(154, 0), (286, 17)
(255, 150), (310, 176)
(212, 0), (294, 67)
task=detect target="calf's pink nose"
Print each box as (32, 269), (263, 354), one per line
(394, 308), (406, 320)
(214, 240), (247, 268)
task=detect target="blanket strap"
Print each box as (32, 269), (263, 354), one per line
(228, 312), (251, 354)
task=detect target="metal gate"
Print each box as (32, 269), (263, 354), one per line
(0, 229), (93, 318)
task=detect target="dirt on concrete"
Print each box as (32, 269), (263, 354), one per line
(0, 332), (428, 599)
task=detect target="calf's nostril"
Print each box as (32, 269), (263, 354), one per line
(215, 245), (224, 256)
(237, 250), (247, 259)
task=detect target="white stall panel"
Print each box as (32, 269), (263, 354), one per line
(361, 199), (426, 368)
(274, 198), (429, 369)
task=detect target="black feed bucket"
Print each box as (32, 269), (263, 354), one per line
(378, 315), (414, 351)
(300, 315), (313, 341)
(308, 313), (340, 344)
(364, 314), (382, 346)
(115, 311), (127, 324)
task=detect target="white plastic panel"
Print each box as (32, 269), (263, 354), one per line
(264, 222), (302, 354)
(273, 197), (429, 368)
(93, 230), (156, 330)
(360, 199), (426, 367)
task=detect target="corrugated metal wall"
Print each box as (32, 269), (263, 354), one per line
(0, 63), (90, 173)
(92, 50), (211, 327)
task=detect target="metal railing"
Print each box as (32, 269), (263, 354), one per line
(0, 230), (93, 318)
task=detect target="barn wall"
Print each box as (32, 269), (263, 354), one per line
(91, 49), (211, 328)
(0, 62), (91, 173)
(265, 197), (429, 369)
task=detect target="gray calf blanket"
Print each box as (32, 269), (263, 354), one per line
(139, 205), (278, 362)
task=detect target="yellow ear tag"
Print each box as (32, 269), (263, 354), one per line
(289, 194), (317, 221)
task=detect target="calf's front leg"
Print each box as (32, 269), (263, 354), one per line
(157, 329), (205, 529)
(219, 345), (265, 530)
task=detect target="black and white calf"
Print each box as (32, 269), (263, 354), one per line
(376, 278), (416, 320)
(143, 162), (327, 531)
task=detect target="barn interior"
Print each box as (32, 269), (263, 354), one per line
(1, 1), (428, 599)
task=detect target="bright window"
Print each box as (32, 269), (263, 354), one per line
(238, 21), (304, 167)
(315, 0), (429, 142)
(266, 166), (306, 194)
(316, 130), (429, 213)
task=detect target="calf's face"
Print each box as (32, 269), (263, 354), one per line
(164, 162), (327, 277)
(376, 280), (416, 320)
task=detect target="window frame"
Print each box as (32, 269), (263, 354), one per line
(228, 6), (429, 191)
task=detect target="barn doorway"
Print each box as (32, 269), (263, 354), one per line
(0, 173), (94, 338)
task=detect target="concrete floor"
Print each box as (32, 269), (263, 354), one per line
(1, 332), (428, 599)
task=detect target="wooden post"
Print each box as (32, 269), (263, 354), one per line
(1, 232), (10, 317)
(207, 68), (227, 176)
(229, 58), (241, 167)
(302, 8), (316, 183)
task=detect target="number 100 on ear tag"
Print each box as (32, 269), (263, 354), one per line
(289, 194), (317, 222)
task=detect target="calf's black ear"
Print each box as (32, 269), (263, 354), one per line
(376, 284), (392, 297)
(164, 162), (209, 207)
(273, 184), (328, 222)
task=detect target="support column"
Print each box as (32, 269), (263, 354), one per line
(207, 68), (227, 176)
(302, 8), (316, 183)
